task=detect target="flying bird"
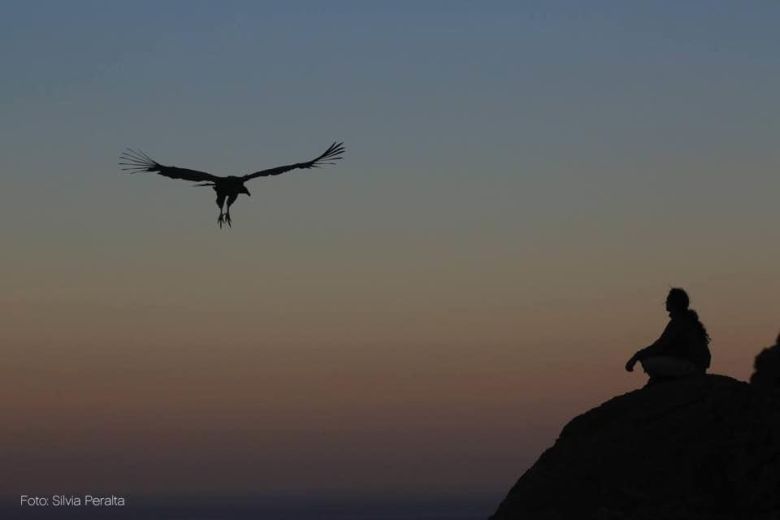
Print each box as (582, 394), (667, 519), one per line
(119, 142), (345, 228)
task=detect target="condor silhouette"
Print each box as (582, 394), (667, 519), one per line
(119, 142), (345, 228)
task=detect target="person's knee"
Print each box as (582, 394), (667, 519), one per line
(641, 356), (696, 378)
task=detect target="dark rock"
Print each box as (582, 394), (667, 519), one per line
(751, 335), (780, 391)
(490, 375), (780, 519)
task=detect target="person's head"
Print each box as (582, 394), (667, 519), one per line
(665, 287), (690, 316)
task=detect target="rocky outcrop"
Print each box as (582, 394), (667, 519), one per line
(490, 375), (780, 520)
(751, 335), (780, 391)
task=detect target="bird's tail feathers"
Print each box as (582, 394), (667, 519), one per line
(119, 148), (160, 173)
(311, 141), (345, 168)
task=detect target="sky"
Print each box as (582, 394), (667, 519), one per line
(1, 0), (779, 505)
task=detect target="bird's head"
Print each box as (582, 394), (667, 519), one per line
(240, 185), (251, 197)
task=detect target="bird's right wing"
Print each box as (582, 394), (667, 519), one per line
(119, 149), (220, 183)
(241, 142), (345, 181)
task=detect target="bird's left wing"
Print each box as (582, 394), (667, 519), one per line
(119, 149), (220, 183)
(241, 142), (345, 181)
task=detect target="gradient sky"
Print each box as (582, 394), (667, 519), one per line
(2, 0), (778, 502)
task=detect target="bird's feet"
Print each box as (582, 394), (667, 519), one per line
(217, 213), (225, 228)
(225, 213), (232, 227)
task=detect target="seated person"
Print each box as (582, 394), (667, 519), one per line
(625, 288), (711, 383)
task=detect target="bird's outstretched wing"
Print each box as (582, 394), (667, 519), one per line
(241, 142), (345, 181)
(119, 149), (220, 183)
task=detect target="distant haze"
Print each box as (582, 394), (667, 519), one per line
(1, 0), (778, 500)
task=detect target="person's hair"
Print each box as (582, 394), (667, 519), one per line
(685, 308), (711, 346)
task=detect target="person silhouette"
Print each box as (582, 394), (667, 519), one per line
(625, 288), (711, 384)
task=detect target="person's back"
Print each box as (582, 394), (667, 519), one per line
(677, 309), (711, 372)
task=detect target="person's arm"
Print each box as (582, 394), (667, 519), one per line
(625, 351), (642, 372)
(625, 321), (676, 372)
